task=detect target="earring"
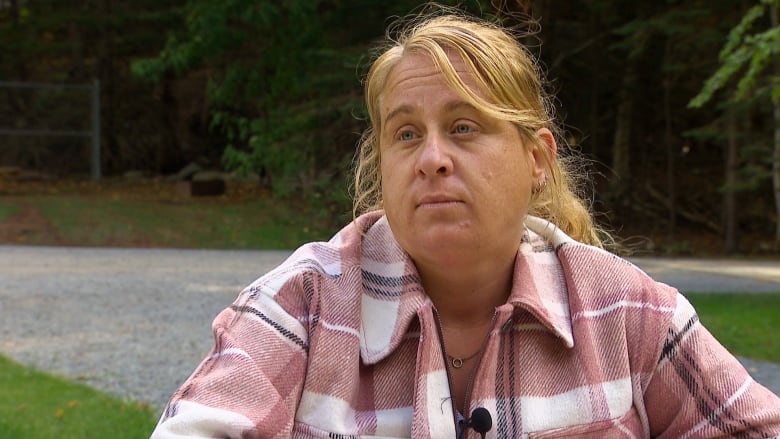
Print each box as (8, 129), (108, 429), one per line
(532, 178), (547, 194)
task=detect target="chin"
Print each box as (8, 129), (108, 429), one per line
(407, 232), (474, 258)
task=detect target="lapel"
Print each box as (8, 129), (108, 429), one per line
(358, 214), (429, 364)
(508, 216), (576, 348)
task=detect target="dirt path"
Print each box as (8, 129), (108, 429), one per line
(0, 202), (62, 245)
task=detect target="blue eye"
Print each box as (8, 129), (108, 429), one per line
(399, 131), (416, 141)
(454, 124), (472, 134)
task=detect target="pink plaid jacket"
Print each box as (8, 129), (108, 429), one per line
(152, 212), (780, 438)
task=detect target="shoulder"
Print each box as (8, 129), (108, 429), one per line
(242, 211), (388, 306)
(525, 216), (679, 318)
(558, 240), (678, 310)
(527, 217), (672, 298)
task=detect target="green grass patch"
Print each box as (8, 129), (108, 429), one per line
(19, 194), (339, 249)
(0, 202), (16, 221)
(685, 293), (780, 363)
(0, 354), (157, 438)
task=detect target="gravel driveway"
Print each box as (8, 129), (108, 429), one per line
(1, 245), (778, 413)
(0, 245), (291, 411)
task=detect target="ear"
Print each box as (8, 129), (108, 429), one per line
(531, 128), (557, 179)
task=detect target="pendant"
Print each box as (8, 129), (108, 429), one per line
(451, 357), (464, 369)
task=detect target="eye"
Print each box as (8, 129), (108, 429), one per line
(398, 130), (416, 141)
(453, 123), (474, 135)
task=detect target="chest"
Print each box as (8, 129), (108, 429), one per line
(294, 311), (644, 438)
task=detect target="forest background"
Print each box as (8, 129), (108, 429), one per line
(1, 0), (779, 256)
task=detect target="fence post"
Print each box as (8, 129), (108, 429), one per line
(90, 79), (101, 180)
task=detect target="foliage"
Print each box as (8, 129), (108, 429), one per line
(132, 0), (492, 199)
(689, 0), (780, 107)
(683, 96), (775, 194)
(0, 0), (184, 76)
(686, 0), (780, 250)
(134, 2), (361, 198)
(2, 1), (779, 252)
(612, 4), (712, 61)
(0, 0), (188, 174)
(0, 353), (157, 438)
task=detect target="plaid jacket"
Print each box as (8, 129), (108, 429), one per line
(152, 212), (780, 438)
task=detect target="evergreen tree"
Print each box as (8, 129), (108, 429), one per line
(690, 0), (780, 250)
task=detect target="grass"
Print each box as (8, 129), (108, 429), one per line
(0, 186), (348, 249)
(686, 292), (780, 363)
(0, 180), (347, 435)
(0, 354), (157, 438)
(0, 202), (15, 221)
(36, 195), (329, 248)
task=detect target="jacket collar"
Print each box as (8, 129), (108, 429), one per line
(506, 216), (575, 348)
(357, 213), (575, 364)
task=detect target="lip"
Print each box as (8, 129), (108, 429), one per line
(416, 194), (463, 208)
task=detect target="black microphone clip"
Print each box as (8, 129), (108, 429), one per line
(458, 407), (492, 439)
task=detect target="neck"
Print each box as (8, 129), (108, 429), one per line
(418, 251), (516, 327)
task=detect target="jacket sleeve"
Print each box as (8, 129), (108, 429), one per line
(150, 274), (311, 439)
(643, 290), (780, 438)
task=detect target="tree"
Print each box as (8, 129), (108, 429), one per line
(0, 0), (187, 174)
(689, 0), (780, 250)
(132, 0), (492, 200)
(614, 1), (745, 249)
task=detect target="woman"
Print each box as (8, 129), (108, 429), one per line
(151, 10), (780, 439)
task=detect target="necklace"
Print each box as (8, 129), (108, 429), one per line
(447, 350), (480, 369)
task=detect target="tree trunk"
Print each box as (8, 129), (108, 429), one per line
(588, 10), (600, 160)
(609, 61), (637, 202)
(724, 108), (738, 253)
(9, 0), (19, 26)
(95, 0), (114, 173)
(772, 100), (780, 251)
(6, 0), (30, 119)
(68, 23), (86, 79)
(772, 3), (780, 251)
(663, 38), (676, 239)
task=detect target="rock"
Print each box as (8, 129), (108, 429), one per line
(176, 170), (226, 197)
(171, 162), (203, 181)
(123, 170), (146, 180)
(191, 170), (225, 182)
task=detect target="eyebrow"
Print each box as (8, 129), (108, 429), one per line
(444, 101), (479, 114)
(382, 100), (479, 128)
(383, 105), (413, 128)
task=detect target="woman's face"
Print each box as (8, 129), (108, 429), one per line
(378, 51), (548, 267)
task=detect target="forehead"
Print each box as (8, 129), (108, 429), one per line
(386, 52), (455, 86)
(379, 51), (483, 116)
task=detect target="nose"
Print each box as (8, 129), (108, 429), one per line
(416, 133), (453, 177)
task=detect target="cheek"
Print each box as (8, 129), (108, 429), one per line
(488, 151), (531, 189)
(379, 158), (400, 210)
(380, 150), (409, 188)
(379, 156), (393, 190)
(489, 153), (535, 206)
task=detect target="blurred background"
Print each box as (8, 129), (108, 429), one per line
(1, 0), (778, 256)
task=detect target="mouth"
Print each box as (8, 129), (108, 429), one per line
(416, 195), (463, 209)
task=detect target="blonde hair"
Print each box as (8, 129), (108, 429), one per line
(352, 11), (605, 247)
